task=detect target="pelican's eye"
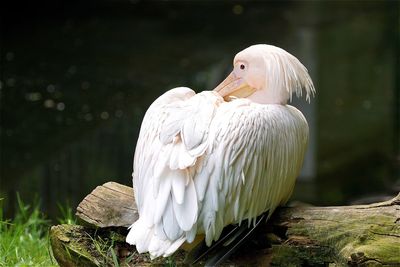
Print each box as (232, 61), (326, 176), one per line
(240, 64), (245, 70)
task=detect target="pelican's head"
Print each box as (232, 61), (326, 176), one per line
(214, 44), (315, 104)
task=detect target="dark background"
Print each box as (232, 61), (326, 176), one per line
(1, 0), (399, 219)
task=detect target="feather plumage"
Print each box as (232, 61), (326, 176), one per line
(127, 88), (309, 256)
(127, 44), (313, 261)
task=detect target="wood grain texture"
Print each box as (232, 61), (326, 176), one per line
(51, 182), (400, 266)
(75, 182), (138, 228)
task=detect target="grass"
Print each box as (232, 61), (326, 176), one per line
(89, 233), (121, 266)
(0, 195), (74, 267)
(0, 196), (176, 267)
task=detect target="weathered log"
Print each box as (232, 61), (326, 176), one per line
(75, 182), (137, 228)
(50, 182), (400, 266)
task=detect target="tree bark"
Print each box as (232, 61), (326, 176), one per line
(50, 182), (400, 266)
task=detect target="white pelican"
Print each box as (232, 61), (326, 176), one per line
(126, 44), (315, 261)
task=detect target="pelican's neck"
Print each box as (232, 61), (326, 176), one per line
(246, 88), (289, 105)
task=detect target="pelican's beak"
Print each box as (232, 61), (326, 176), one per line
(213, 72), (256, 101)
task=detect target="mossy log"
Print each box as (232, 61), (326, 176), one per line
(50, 182), (400, 266)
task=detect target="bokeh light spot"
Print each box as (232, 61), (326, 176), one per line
(44, 99), (55, 108)
(84, 113), (93, 121)
(57, 102), (65, 111)
(47, 84), (56, 93)
(100, 111), (109, 120)
(6, 52), (14, 61)
(81, 81), (90, 90)
(115, 110), (123, 118)
(232, 4), (243, 15)
(26, 92), (42, 102)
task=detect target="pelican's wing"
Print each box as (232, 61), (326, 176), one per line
(132, 87), (196, 213)
(127, 88), (224, 258)
(196, 100), (309, 246)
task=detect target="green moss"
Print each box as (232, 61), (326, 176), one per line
(50, 225), (100, 266)
(335, 216), (399, 263)
(270, 244), (335, 266)
(342, 234), (400, 264)
(50, 224), (159, 266)
(282, 209), (400, 265)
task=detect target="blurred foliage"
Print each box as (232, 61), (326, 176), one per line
(0, 1), (399, 218)
(57, 202), (76, 225)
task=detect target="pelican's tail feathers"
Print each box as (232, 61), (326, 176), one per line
(185, 224), (240, 265)
(126, 218), (186, 259)
(204, 213), (267, 267)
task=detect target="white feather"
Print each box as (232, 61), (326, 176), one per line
(185, 222), (197, 243)
(162, 196), (182, 241)
(127, 45), (313, 259)
(193, 163), (210, 202)
(171, 170), (186, 204)
(163, 237), (186, 256)
(172, 176), (198, 231)
(153, 176), (171, 224)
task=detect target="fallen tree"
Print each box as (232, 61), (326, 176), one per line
(50, 182), (400, 266)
